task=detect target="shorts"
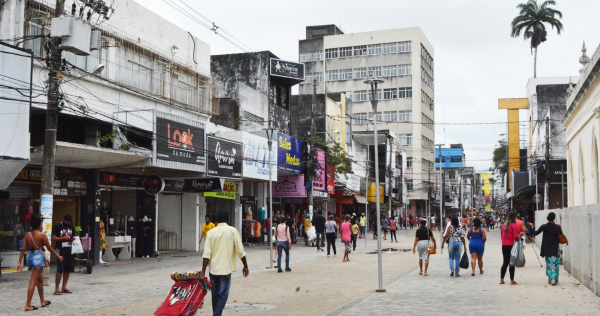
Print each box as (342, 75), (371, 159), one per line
(57, 249), (75, 273)
(27, 250), (45, 270)
(344, 241), (352, 252)
(469, 241), (485, 256)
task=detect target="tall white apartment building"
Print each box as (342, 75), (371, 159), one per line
(298, 25), (435, 214)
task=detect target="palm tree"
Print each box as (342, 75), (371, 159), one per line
(511, 0), (563, 78)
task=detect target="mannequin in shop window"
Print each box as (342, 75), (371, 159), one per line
(127, 216), (136, 257)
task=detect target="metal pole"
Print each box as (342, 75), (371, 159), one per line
(265, 125), (275, 269)
(365, 150), (369, 247)
(561, 164), (564, 208)
(368, 80), (385, 292)
(387, 139), (393, 219)
(439, 145), (444, 254)
(544, 117), (551, 210)
(535, 165), (539, 211)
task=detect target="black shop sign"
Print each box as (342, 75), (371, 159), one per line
(99, 172), (143, 188)
(206, 136), (243, 180)
(156, 117), (205, 166)
(143, 175), (164, 195)
(184, 178), (225, 193)
(270, 58), (305, 81)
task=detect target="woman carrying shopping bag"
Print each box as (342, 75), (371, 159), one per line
(500, 212), (522, 285)
(441, 217), (467, 277)
(531, 212), (567, 285)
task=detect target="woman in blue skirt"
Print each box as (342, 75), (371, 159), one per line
(466, 217), (486, 276)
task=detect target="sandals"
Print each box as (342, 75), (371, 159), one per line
(61, 289), (73, 294)
(54, 291), (61, 295)
(42, 301), (51, 307)
(25, 306), (38, 311)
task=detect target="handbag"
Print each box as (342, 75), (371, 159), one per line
(427, 229), (436, 254)
(510, 237), (526, 267)
(557, 224), (568, 245)
(71, 236), (84, 254)
(459, 251), (469, 269)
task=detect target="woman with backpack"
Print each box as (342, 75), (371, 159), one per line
(531, 212), (567, 285)
(466, 218), (486, 276)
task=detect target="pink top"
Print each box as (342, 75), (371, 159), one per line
(341, 222), (351, 242)
(276, 224), (290, 242)
(501, 223), (521, 246)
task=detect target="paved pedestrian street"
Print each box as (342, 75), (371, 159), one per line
(1, 229), (598, 315)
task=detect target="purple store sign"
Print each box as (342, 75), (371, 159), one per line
(271, 175), (306, 197)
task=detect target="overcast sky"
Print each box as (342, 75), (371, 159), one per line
(139, 0), (598, 173)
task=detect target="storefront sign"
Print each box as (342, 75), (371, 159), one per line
(15, 166), (88, 196)
(204, 182), (236, 199)
(156, 117), (206, 166)
(144, 175), (164, 195)
(207, 136), (243, 180)
(163, 180), (185, 192)
(347, 174), (360, 192)
(270, 58), (305, 80)
(183, 178), (225, 193)
(367, 183), (384, 203)
(313, 190), (328, 199)
(313, 148), (326, 191)
(40, 195), (53, 218)
(338, 197), (354, 205)
(286, 198), (304, 205)
(266, 197), (281, 205)
(242, 132), (277, 181)
(240, 196), (256, 205)
(326, 163), (335, 194)
(99, 171), (144, 188)
(271, 175), (306, 197)
(277, 134), (302, 174)
(1, 199), (23, 205)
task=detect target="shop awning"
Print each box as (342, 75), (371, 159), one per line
(354, 195), (368, 204)
(30, 141), (151, 169)
(513, 184), (543, 202)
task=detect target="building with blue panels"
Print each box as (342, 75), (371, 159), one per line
(435, 144), (465, 169)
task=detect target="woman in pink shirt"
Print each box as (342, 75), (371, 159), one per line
(275, 217), (292, 273)
(341, 215), (352, 262)
(500, 212), (522, 285)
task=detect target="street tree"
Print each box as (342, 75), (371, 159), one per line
(511, 0), (563, 78)
(490, 135), (508, 187)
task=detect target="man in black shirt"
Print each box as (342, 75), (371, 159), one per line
(285, 213), (296, 244)
(312, 211), (326, 251)
(52, 214), (76, 295)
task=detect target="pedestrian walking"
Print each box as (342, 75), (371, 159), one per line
(381, 216), (389, 240)
(351, 220), (359, 252)
(370, 214), (377, 239)
(313, 211), (326, 251)
(199, 215), (215, 246)
(274, 217), (292, 273)
(389, 217), (398, 243)
(51, 214), (76, 296)
(500, 212), (522, 285)
(303, 214), (311, 246)
(325, 215), (338, 257)
(341, 215), (352, 262)
(462, 216), (468, 231)
(466, 218), (486, 276)
(531, 212), (566, 285)
(16, 216), (63, 311)
(409, 214), (414, 229)
(412, 220), (436, 276)
(202, 210), (249, 316)
(285, 213), (296, 244)
(359, 213), (366, 238)
(441, 217), (467, 277)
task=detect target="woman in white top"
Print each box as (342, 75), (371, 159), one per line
(325, 215), (338, 257)
(275, 217), (292, 273)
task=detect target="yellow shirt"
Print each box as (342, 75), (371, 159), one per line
(202, 222), (215, 238)
(304, 218), (311, 232)
(360, 217), (366, 227)
(202, 223), (246, 276)
(352, 224), (359, 235)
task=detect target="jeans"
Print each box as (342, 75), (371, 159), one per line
(360, 226), (365, 235)
(501, 245), (515, 280)
(209, 273), (231, 316)
(390, 230), (397, 241)
(326, 233), (337, 255)
(351, 234), (357, 251)
(448, 241), (462, 275)
(315, 230), (325, 249)
(277, 241), (290, 269)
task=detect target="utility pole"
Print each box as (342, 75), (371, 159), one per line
(365, 150), (369, 247)
(544, 117), (550, 210)
(459, 171), (463, 218)
(387, 139), (393, 219)
(307, 80), (317, 216)
(438, 145), (444, 254)
(265, 121), (276, 269)
(427, 162), (431, 221)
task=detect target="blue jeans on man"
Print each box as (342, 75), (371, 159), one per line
(448, 241), (462, 275)
(277, 241), (290, 269)
(209, 273), (231, 316)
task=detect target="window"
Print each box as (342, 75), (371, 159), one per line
(398, 88), (412, 98)
(300, 52), (313, 62)
(340, 69), (353, 80)
(368, 66), (382, 78)
(398, 134), (412, 145)
(368, 44), (382, 55)
(368, 112), (382, 122)
(383, 88), (397, 100)
(325, 48), (338, 59)
(304, 73), (313, 84)
(422, 136), (433, 149)
(345, 92), (352, 101)
(398, 111), (412, 122)
(354, 67), (367, 79)
(313, 72), (324, 82)
(422, 68), (433, 87)
(398, 64), (411, 76)
(313, 51), (323, 61)
(354, 112), (368, 124)
(406, 157), (413, 169)
(421, 46), (433, 67)
(339, 47), (352, 58)
(383, 111), (397, 122)
(422, 113), (433, 130)
(368, 89), (382, 100)
(383, 43), (397, 54)
(354, 45), (367, 56)
(353, 90), (368, 102)
(398, 41), (412, 53)
(326, 70), (339, 82)
(383, 65), (397, 77)
(407, 180), (414, 191)
(422, 91), (434, 111)
(450, 157), (462, 163)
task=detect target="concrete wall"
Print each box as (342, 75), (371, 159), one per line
(535, 206), (599, 296)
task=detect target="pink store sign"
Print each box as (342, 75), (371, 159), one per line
(313, 148), (326, 191)
(271, 175), (306, 197)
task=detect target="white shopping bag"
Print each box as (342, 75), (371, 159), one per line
(306, 226), (316, 241)
(71, 236), (84, 254)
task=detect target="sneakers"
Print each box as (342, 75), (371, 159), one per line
(285, 267), (291, 272)
(278, 268), (282, 273)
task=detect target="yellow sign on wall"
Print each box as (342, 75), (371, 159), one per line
(204, 182), (236, 200)
(367, 183), (384, 203)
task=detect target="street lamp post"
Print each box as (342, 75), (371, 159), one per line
(265, 124), (276, 269)
(365, 79), (385, 293)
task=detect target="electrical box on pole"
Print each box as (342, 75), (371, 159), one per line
(51, 16), (92, 56)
